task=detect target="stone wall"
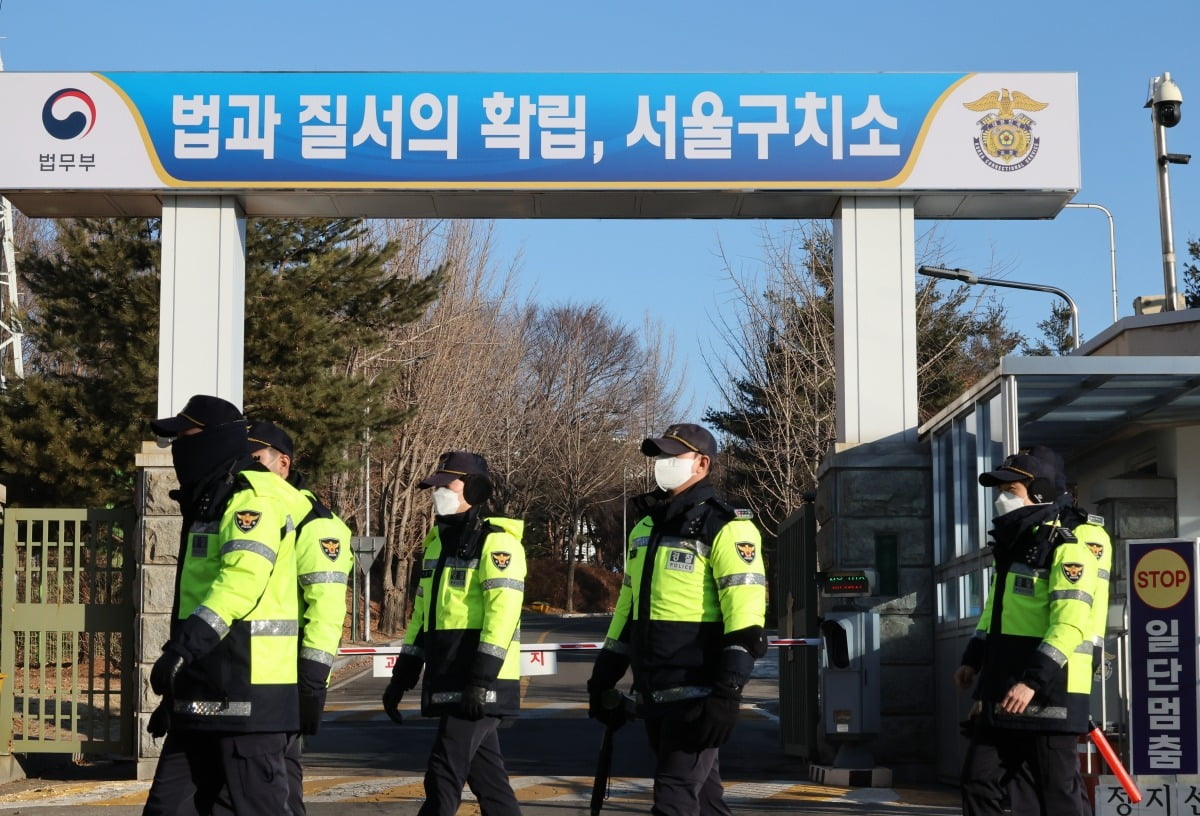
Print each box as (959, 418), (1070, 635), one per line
(815, 439), (935, 782)
(134, 441), (181, 780)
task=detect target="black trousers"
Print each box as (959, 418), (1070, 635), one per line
(417, 714), (521, 816)
(142, 731), (296, 816)
(644, 715), (731, 816)
(961, 726), (1091, 816)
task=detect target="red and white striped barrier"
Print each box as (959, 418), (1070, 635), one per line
(341, 636), (821, 678)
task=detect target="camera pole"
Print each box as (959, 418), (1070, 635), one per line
(1146, 72), (1190, 311)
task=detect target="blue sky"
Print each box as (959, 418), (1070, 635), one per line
(1, 0), (1198, 419)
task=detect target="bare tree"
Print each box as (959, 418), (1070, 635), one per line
(703, 223), (836, 536)
(346, 219), (527, 633)
(704, 221), (1021, 537)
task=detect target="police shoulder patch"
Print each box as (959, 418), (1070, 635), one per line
(735, 541), (757, 564)
(1086, 541), (1104, 561)
(234, 510), (262, 533)
(1061, 562), (1085, 584)
(320, 537), (342, 562)
(491, 551), (512, 570)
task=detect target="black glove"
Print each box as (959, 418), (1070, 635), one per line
(299, 685), (326, 736)
(588, 686), (633, 731)
(150, 646), (187, 696)
(686, 684), (741, 749)
(147, 701), (170, 738)
(458, 684), (488, 721)
(382, 681), (405, 725)
(391, 654), (424, 691)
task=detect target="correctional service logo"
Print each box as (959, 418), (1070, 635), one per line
(963, 88), (1048, 172)
(735, 541), (757, 564)
(1061, 562), (1085, 584)
(234, 510), (261, 532)
(491, 551), (512, 570)
(320, 537), (342, 562)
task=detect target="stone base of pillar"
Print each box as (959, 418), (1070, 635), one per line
(134, 441), (181, 775)
(814, 439), (935, 782)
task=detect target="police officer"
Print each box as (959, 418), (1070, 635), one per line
(587, 423), (767, 816)
(146, 395), (310, 816)
(1023, 445), (1113, 691)
(955, 451), (1110, 816)
(248, 421), (354, 816)
(142, 420), (353, 816)
(380, 451), (525, 816)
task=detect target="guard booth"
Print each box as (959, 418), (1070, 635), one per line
(922, 311), (1200, 790)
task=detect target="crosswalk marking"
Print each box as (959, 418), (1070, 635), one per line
(0, 775), (959, 808)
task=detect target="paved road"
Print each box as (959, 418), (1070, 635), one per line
(0, 615), (961, 815)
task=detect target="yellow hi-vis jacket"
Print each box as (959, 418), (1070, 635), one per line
(295, 488), (355, 687)
(602, 483), (767, 711)
(173, 468), (311, 732)
(964, 507), (1106, 734)
(402, 513), (525, 717)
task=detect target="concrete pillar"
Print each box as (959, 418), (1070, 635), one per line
(158, 195), (246, 414)
(133, 442), (183, 779)
(817, 198), (932, 779)
(833, 196), (918, 445)
(138, 195), (245, 776)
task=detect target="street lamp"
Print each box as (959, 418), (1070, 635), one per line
(918, 265), (1081, 350)
(1064, 202), (1118, 323)
(1146, 72), (1191, 311)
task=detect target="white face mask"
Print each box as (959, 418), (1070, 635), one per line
(433, 487), (463, 516)
(654, 455), (696, 492)
(993, 491), (1026, 516)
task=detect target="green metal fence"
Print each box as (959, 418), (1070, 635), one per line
(0, 508), (136, 756)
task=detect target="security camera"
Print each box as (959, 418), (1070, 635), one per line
(1146, 73), (1184, 128)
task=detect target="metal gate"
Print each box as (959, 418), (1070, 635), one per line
(0, 508), (136, 756)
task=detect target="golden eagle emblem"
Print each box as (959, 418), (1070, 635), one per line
(963, 88), (1048, 170)
(1061, 562), (1085, 584)
(234, 510), (261, 533)
(491, 551), (512, 570)
(320, 537), (341, 562)
(1087, 541), (1105, 561)
(735, 541), (757, 564)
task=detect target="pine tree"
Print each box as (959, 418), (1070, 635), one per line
(1022, 302), (1076, 357)
(241, 218), (442, 482)
(0, 218), (160, 506)
(1182, 238), (1200, 308)
(0, 216), (442, 508)
(705, 222), (1022, 536)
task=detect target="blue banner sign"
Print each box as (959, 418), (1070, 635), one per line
(0, 72), (1080, 194)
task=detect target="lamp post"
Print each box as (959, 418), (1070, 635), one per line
(1063, 202), (1118, 323)
(918, 265), (1081, 350)
(1145, 72), (1191, 311)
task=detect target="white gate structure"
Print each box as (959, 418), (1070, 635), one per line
(0, 71), (1081, 779)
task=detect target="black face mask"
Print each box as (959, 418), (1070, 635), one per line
(171, 421), (251, 497)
